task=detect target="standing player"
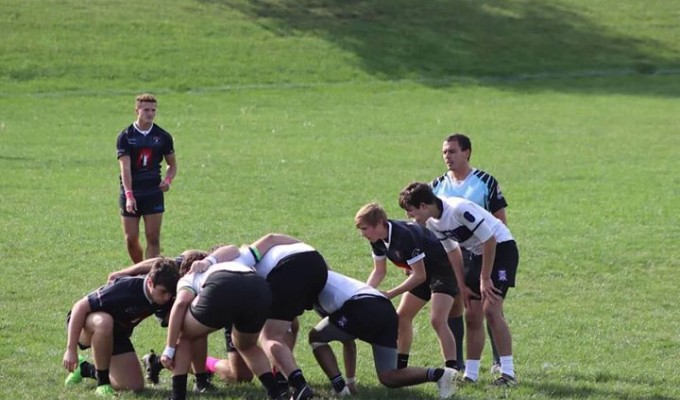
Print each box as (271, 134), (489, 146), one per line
(62, 258), (179, 397)
(310, 270), (458, 398)
(431, 133), (508, 373)
(354, 203), (460, 373)
(192, 233), (329, 400)
(117, 93), (177, 263)
(398, 182), (518, 386)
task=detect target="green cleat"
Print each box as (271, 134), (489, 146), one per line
(95, 383), (116, 397)
(64, 355), (86, 387)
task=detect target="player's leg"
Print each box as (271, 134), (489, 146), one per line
(395, 292), (426, 368)
(463, 299), (485, 382)
(142, 212), (162, 259)
(189, 335), (214, 393)
(121, 216), (143, 263)
(448, 295), (465, 370)
(109, 351), (144, 391)
(430, 293), (458, 369)
(168, 313), (214, 400)
(308, 317), (356, 395)
(85, 312), (117, 395)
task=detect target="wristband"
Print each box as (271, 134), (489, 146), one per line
(124, 190), (134, 199)
(346, 377), (356, 384)
(248, 246), (262, 263)
(205, 256), (218, 266)
(163, 176), (173, 185)
(162, 346), (175, 359)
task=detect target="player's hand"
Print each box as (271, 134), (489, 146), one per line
(161, 354), (174, 370)
(159, 180), (170, 192)
(480, 278), (501, 304)
(63, 349), (79, 372)
(125, 197), (137, 214)
(107, 271), (126, 283)
(459, 284), (478, 309)
(189, 259), (210, 274)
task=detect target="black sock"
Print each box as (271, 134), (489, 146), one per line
(95, 369), (110, 386)
(171, 374), (188, 400)
(80, 361), (96, 379)
(397, 353), (409, 369)
(274, 371), (288, 391)
(445, 360), (459, 370)
(258, 372), (281, 399)
(330, 374), (346, 393)
(427, 368), (445, 382)
(448, 316), (465, 370)
(288, 369), (307, 391)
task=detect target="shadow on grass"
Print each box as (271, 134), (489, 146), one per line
(200, 0), (680, 97)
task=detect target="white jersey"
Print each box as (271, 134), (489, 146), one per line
(177, 261), (253, 295)
(426, 196), (514, 255)
(316, 271), (385, 315)
(235, 242), (316, 278)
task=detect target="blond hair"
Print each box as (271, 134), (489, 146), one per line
(354, 202), (388, 228)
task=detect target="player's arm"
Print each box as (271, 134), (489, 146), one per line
(161, 287), (196, 370)
(190, 245), (240, 273)
(118, 155), (136, 212)
(342, 340), (358, 394)
(479, 235), (499, 302)
(384, 258), (426, 299)
(108, 258), (160, 282)
(159, 153), (177, 192)
(63, 297), (91, 372)
(250, 233), (301, 257)
(444, 242), (475, 307)
(493, 208), (507, 225)
(366, 257), (387, 288)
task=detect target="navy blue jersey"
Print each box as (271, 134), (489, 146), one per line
(369, 220), (448, 272)
(86, 275), (170, 331)
(116, 124), (174, 196)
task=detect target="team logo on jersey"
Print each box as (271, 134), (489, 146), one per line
(497, 186), (503, 199)
(411, 248), (422, 258)
(152, 136), (161, 143)
(336, 316), (348, 328)
(137, 148), (152, 168)
(498, 270), (507, 282)
(463, 212), (476, 223)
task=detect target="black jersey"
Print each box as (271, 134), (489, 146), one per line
(116, 124), (174, 196)
(369, 220), (449, 272)
(86, 275), (170, 331)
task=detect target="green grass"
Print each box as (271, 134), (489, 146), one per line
(1, 1), (679, 399)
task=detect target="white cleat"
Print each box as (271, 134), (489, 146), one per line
(436, 367), (458, 399)
(337, 386), (352, 397)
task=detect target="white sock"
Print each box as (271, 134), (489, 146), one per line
(464, 359), (480, 382)
(499, 355), (514, 378)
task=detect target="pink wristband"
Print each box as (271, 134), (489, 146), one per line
(125, 190), (134, 199)
(163, 176), (173, 185)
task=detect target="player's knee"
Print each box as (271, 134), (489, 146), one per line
(377, 371), (400, 388)
(90, 312), (114, 332)
(430, 313), (447, 330)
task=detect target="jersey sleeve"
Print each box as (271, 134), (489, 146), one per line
(163, 132), (175, 156)
(369, 241), (387, 260)
(453, 202), (494, 243)
(87, 280), (133, 312)
(486, 176), (508, 214)
(176, 274), (197, 295)
(400, 226), (426, 266)
(116, 129), (131, 159)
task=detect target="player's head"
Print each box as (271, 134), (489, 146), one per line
(398, 182), (439, 225)
(135, 93), (157, 124)
(147, 257), (180, 305)
(355, 202), (388, 241)
(178, 250), (209, 276)
(443, 133), (472, 170)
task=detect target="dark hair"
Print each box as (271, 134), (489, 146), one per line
(148, 258), (180, 294)
(398, 182), (439, 210)
(179, 250), (208, 276)
(445, 133), (472, 160)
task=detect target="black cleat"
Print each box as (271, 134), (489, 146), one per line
(290, 384), (314, 400)
(193, 380), (217, 393)
(141, 350), (163, 384)
(491, 373), (517, 387)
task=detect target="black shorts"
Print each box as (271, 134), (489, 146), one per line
(466, 240), (519, 298)
(65, 311), (135, 356)
(409, 252), (459, 301)
(267, 251), (329, 321)
(190, 270), (272, 333)
(330, 296), (398, 349)
(119, 191), (164, 217)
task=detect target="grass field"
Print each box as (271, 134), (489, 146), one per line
(1, 1), (679, 399)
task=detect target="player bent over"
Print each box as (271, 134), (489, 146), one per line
(62, 258), (179, 397)
(309, 270), (459, 399)
(398, 182), (519, 386)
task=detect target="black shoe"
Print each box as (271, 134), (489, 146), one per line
(491, 373), (517, 387)
(141, 350), (163, 384)
(290, 384), (313, 400)
(193, 380), (217, 393)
